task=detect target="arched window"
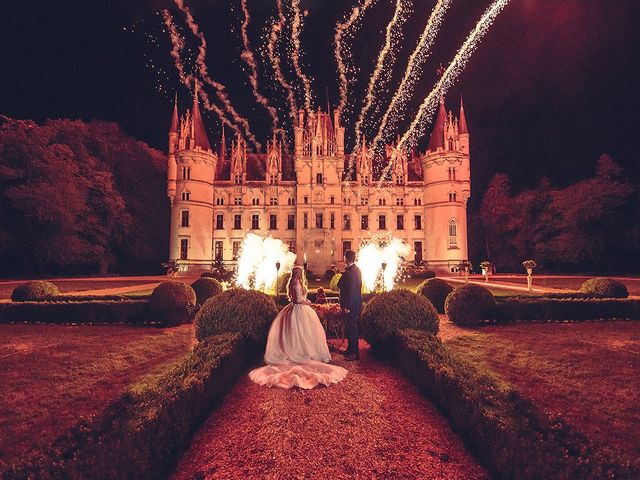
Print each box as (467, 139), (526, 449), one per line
(448, 220), (457, 246)
(181, 191), (190, 201)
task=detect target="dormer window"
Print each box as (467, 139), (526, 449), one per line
(448, 138), (454, 150)
(234, 174), (242, 184)
(396, 175), (404, 185)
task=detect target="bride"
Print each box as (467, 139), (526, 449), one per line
(249, 266), (347, 389)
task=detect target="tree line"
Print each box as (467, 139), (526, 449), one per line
(0, 116), (169, 276)
(472, 155), (640, 273)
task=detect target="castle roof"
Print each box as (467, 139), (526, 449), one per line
(191, 83), (211, 151)
(169, 93), (179, 133)
(427, 96), (446, 152)
(459, 96), (469, 134)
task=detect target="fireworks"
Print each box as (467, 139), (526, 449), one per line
(358, 237), (411, 292)
(398, 0), (511, 151)
(291, 0), (315, 118)
(235, 233), (297, 292)
(354, 0), (412, 147)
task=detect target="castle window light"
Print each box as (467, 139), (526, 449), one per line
(232, 241), (241, 260)
(270, 197), (278, 206)
(378, 214), (386, 230)
(234, 196), (242, 206)
(181, 210), (190, 227)
(414, 241), (423, 264)
(214, 241), (224, 261)
(342, 240), (352, 257)
(288, 241), (296, 253)
(449, 219), (458, 245)
(251, 214), (260, 230)
(315, 213), (324, 229)
(269, 214), (277, 230)
(303, 213), (308, 229)
(414, 215), (422, 230)
(330, 196), (335, 204)
(361, 214), (369, 230)
(316, 173), (323, 184)
(330, 212), (335, 229)
(233, 214), (242, 230)
(397, 214), (404, 230)
(180, 238), (189, 260)
(287, 214), (295, 230)
(304, 196), (309, 204)
(343, 214), (351, 230)
(215, 214), (224, 230)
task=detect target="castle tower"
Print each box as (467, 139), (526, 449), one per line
(266, 133), (282, 184)
(168, 83), (218, 271)
(421, 95), (471, 271)
(230, 135), (247, 184)
(167, 93), (179, 202)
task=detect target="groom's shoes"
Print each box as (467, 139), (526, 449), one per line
(344, 352), (360, 361)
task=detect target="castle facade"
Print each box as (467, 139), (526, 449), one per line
(167, 90), (470, 274)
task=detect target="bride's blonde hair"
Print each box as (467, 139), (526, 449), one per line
(287, 266), (308, 300)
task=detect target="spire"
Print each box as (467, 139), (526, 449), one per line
(459, 95), (469, 134)
(427, 95), (446, 151)
(191, 81), (211, 151)
(219, 126), (226, 159)
(169, 92), (179, 133)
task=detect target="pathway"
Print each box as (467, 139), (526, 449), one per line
(171, 340), (488, 480)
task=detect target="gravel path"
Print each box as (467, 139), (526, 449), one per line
(171, 340), (488, 479)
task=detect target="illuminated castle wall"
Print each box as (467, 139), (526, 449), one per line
(167, 89), (470, 274)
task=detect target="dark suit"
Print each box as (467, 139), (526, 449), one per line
(337, 263), (363, 354)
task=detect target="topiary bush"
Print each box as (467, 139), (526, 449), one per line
(195, 288), (278, 352)
(329, 273), (342, 291)
(580, 277), (628, 298)
(361, 289), (439, 351)
(191, 277), (223, 306)
(445, 284), (496, 326)
(11, 281), (60, 302)
(416, 278), (454, 313)
(149, 281), (197, 326)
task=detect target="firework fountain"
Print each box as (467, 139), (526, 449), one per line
(358, 237), (411, 292)
(235, 233), (297, 292)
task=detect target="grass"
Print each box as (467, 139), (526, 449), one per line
(445, 321), (640, 468)
(0, 279), (160, 300)
(489, 275), (640, 295)
(0, 323), (195, 470)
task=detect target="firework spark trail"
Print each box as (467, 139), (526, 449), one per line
(240, 0), (285, 144)
(268, 0), (298, 125)
(335, 0), (378, 118)
(375, 0), (451, 186)
(174, 0), (261, 151)
(354, 0), (411, 147)
(372, 0), (451, 152)
(398, 0), (511, 151)
(291, 0), (315, 118)
(162, 10), (242, 138)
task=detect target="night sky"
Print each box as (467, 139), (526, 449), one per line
(2, 0), (639, 202)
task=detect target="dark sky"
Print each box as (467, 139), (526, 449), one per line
(2, 0), (639, 201)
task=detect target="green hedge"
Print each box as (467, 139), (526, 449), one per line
(394, 329), (637, 479)
(11, 281), (60, 301)
(494, 297), (640, 323)
(191, 277), (223, 306)
(12, 294), (151, 303)
(580, 277), (629, 298)
(0, 300), (153, 325)
(5, 333), (245, 480)
(416, 278), (453, 313)
(150, 281), (197, 326)
(361, 290), (439, 351)
(445, 284), (496, 326)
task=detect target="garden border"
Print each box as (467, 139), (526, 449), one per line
(3, 333), (246, 480)
(394, 329), (639, 479)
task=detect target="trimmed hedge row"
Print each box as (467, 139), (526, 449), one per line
(13, 294), (151, 302)
(495, 297), (640, 323)
(0, 300), (153, 325)
(5, 333), (245, 480)
(394, 329), (638, 479)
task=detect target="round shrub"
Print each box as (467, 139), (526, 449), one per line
(149, 281), (197, 326)
(361, 289), (439, 351)
(11, 281), (60, 302)
(329, 273), (342, 291)
(416, 278), (454, 313)
(191, 277), (223, 305)
(580, 277), (628, 298)
(195, 288), (278, 350)
(445, 284), (496, 326)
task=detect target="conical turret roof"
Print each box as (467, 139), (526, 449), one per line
(191, 82), (211, 151)
(169, 92), (179, 133)
(427, 96), (446, 151)
(459, 95), (469, 134)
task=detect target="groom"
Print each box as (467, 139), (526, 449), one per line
(337, 250), (362, 361)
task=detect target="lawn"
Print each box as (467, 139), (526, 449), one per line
(445, 321), (640, 467)
(0, 323), (195, 471)
(488, 275), (640, 295)
(0, 278), (162, 300)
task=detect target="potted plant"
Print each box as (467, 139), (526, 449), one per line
(480, 261), (494, 283)
(162, 259), (179, 277)
(457, 260), (473, 283)
(522, 260), (537, 292)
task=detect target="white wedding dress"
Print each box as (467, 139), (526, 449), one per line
(249, 280), (347, 389)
